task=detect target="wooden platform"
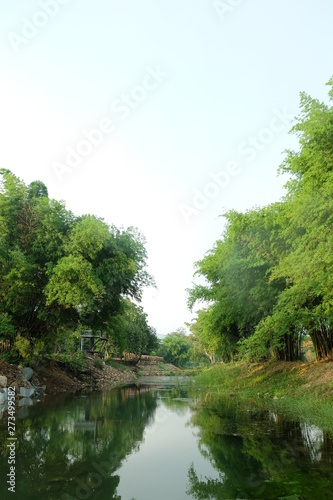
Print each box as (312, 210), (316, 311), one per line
(80, 330), (107, 356)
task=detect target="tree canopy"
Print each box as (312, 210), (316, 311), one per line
(188, 78), (333, 362)
(0, 169), (156, 361)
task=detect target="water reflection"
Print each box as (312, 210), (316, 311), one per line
(187, 396), (333, 499)
(0, 380), (332, 500)
(0, 384), (160, 499)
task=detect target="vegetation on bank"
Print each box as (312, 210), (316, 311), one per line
(0, 169), (160, 365)
(195, 360), (333, 431)
(187, 78), (333, 364)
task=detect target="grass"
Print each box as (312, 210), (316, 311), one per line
(195, 359), (333, 431)
(93, 357), (104, 370)
(50, 351), (88, 374)
(105, 359), (128, 371)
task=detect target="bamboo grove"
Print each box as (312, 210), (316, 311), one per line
(0, 170), (158, 362)
(187, 79), (333, 362)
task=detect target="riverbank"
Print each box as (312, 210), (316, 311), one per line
(195, 359), (333, 430)
(0, 355), (181, 401)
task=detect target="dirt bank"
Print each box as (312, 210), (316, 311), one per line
(0, 357), (181, 399)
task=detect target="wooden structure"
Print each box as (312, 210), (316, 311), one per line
(74, 416), (104, 441)
(80, 330), (108, 357)
(0, 340), (10, 354)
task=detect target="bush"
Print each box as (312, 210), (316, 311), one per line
(94, 357), (104, 370)
(0, 350), (20, 365)
(54, 351), (87, 374)
(105, 359), (127, 371)
(13, 334), (47, 367)
(14, 334), (31, 359)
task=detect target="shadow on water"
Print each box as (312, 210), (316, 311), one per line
(0, 377), (332, 499)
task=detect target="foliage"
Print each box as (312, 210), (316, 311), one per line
(53, 351), (87, 374)
(0, 313), (15, 340)
(13, 333), (46, 366)
(94, 357), (104, 370)
(0, 169), (155, 363)
(160, 328), (191, 366)
(101, 299), (159, 360)
(105, 359), (128, 371)
(188, 78), (333, 362)
(187, 308), (231, 363)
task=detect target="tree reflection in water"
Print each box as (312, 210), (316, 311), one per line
(0, 384), (159, 500)
(0, 382), (333, 500)
(186, 396), (333, 500)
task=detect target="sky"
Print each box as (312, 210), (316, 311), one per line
(0, 0), (333, 336)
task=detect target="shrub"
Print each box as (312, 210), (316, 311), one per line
(94, 357), (104, 370)
(54, 351), (87, 374)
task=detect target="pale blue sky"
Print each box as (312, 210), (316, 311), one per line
(1, 1), (333, 335)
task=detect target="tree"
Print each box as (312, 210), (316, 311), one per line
(0, 170), (155, 361)
(187, 205), (286, 360)
(121, 300), (158, 362)
(160, 328), (190, 366)
(187, 308), (225, 364)
(188, 77), (333, 362)
(253, 83), (333, 360)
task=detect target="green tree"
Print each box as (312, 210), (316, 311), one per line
(188, 77), (333, 362)
(187, 308), (225, 364)
(120, 300), (158, 361)
(187, 205), (286, 360)
(252, 82), (333, 360)
(0, 170), (155, 362)
(160, 328), (190, 366)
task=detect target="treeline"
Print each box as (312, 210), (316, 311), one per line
(187, 79), (333, 362)
(0, 169), (158, 363)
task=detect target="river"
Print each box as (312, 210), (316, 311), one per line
(0, 376), (333, 499)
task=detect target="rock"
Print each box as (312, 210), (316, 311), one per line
(0, 375), (7, 388)
(33, 386), (44, 398)
(18, 397), (34, 407)
(0, 389), (7, 404)
(20, 387), (35, 398)
(22, 367), (34, 382)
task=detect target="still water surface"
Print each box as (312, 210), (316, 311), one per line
(0, 376), (333, 499)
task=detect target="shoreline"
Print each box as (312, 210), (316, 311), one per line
(195, 359), (333, 431)
(0, 356), (181, 417)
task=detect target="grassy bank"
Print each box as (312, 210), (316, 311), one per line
(195, 360), (333, 431)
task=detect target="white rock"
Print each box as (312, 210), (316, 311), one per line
(20, 387), (35, 398)
(18, 397), (33, 407)
(22, 367), (34, 381)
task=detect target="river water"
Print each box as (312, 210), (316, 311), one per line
(0, 376), (333, 499)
